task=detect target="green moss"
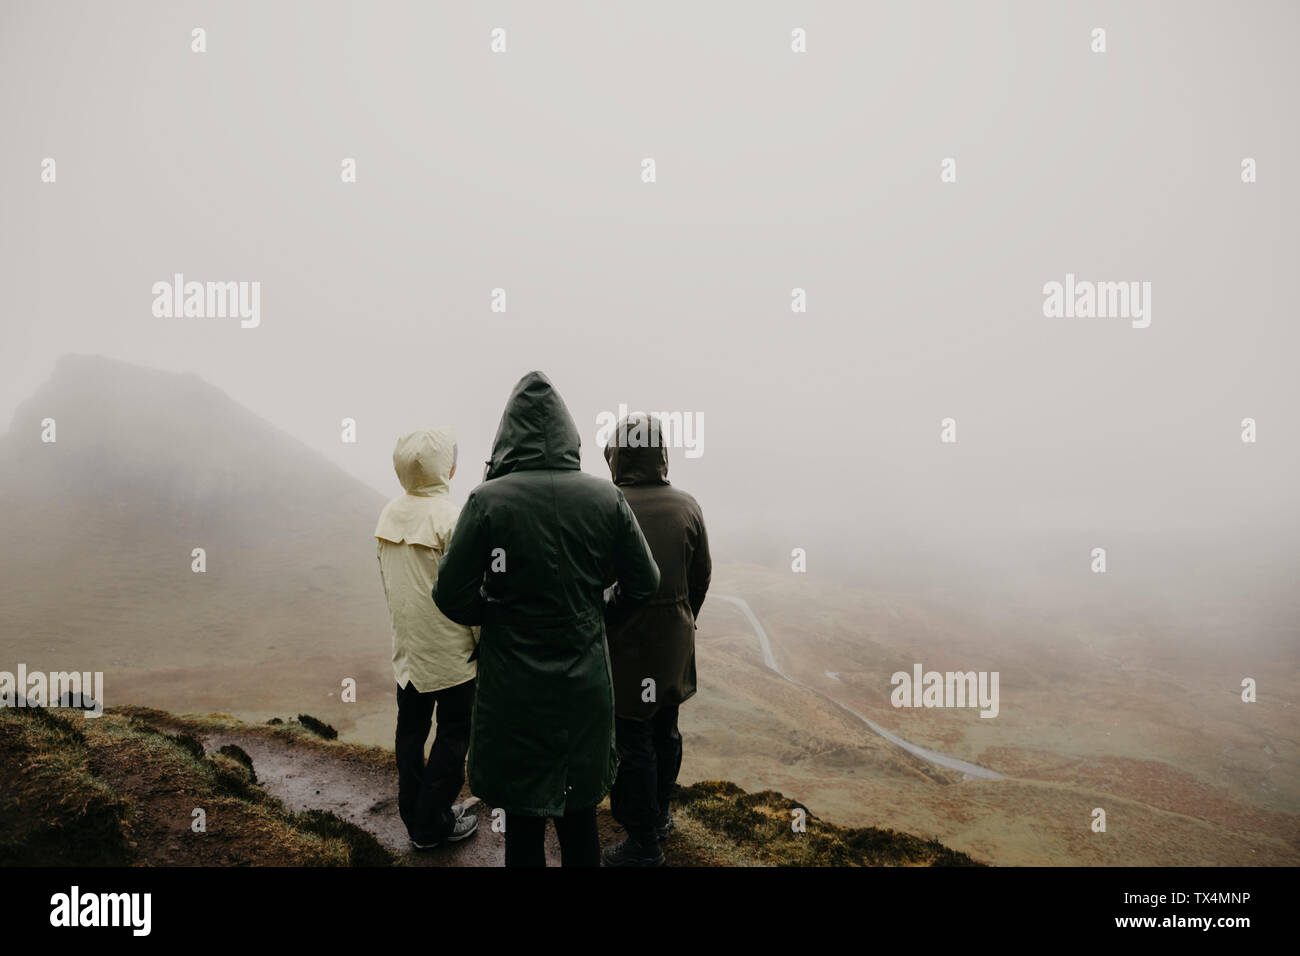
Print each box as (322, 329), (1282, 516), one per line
(1, 707), (398, 866)
(169, 732), (205, 761)
(672, 779), (983, 866)
(296, 714), (338, 740)
(208, 752), (261, 802)
(289, 809), (400, 867)
(217, 744), (257, 781)
(0, 709), (134, 866)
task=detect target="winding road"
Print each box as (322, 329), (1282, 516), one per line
(713, 594), (1005, 781)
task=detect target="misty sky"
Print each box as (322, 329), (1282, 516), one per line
(3, 1), (1298, 589)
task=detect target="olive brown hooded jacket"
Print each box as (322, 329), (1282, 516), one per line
(603, 414), (711, 720)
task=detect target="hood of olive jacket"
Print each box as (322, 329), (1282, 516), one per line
(375, 427), (457, 548)
(603, 414), (710, 718)
(484, 371), (582, 479)
(603, 414), (670, 487)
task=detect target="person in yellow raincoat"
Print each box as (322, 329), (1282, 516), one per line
(375, 427), (480, 849)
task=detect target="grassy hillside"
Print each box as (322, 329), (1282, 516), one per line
(0, 705), (980, 867)
(0, 706), (396, 866)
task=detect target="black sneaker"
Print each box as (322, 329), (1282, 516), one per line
(601, 835), (665, 867)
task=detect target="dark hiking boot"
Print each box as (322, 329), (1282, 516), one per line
(601, 835), (665, 867)
(655, 812), (674, 840)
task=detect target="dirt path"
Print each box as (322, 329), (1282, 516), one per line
(196, 728), (568, 866)
(159, 591), (955, 865)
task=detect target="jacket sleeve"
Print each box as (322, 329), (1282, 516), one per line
(432, 492), (488, 627)
(605, 491), (660, 628)
(687, 507), (711, 622)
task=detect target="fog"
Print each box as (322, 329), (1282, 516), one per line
(3, 1), (1297, 617)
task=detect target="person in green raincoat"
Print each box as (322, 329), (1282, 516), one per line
(432, 371), (660, 867)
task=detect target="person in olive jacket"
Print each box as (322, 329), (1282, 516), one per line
(432, 371), (661, 867)
(600, 413), (711, 866)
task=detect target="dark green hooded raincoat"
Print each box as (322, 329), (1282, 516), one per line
(432, 372), (660, 816)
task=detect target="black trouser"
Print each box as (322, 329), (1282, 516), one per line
(610, 703), (682, 842)
(504, 805), (599, 867)
(395, 678), (475, 844)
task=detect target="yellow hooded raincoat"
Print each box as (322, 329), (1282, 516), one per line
(375, 427), (478, 692)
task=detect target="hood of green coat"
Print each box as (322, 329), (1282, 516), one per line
(485, 371), (582, 479)
(603, 413), (669, 486)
